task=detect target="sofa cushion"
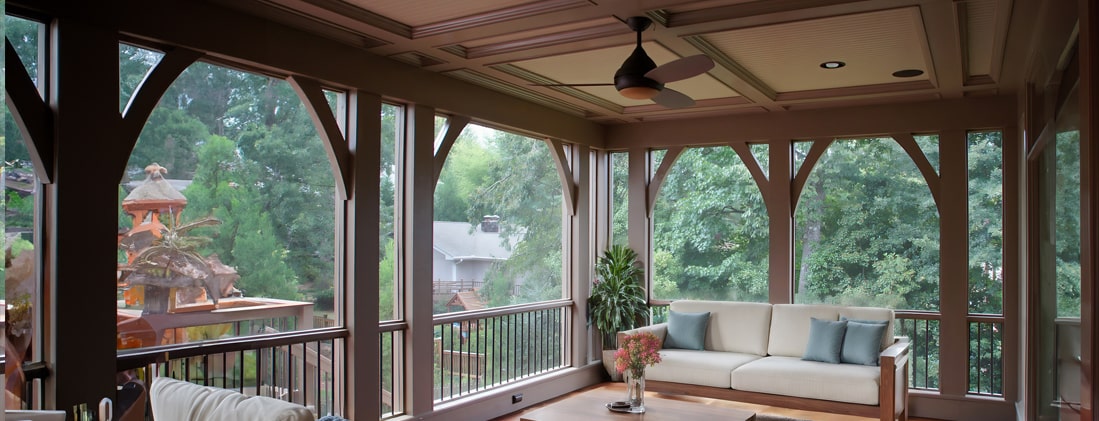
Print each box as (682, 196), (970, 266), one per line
(802, 317), (847, 363)
(841, 319), (889, 365)
(663, 310), (710, 350)
(670, 300), (772, 355)
(731, 356), (882, 405)
(150, 377), (314, 421)
(767, 304), (844, 357)
(646, 349), (761, 388)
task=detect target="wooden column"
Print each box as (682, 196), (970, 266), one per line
(403, 104), (436, 416)
(627, 148), (651, 296)
(1078, 0), (1098, 417)
(768, 140), (794, 304)
(569, 143), (591, 366)
(344, 91), (381, 419)
(938, 129), (969, 396)
(46, 16), (121, 411)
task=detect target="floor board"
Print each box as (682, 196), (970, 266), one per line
(491, 383), (943, 421)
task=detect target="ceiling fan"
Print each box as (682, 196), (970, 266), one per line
(536, 16), (715, 108)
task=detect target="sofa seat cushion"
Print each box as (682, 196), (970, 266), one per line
(730, 356), (881, 405)
(150, 377), (315, 421)
(646, 349), (761, 388)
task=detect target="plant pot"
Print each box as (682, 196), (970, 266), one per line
(602, 349), (622, 382)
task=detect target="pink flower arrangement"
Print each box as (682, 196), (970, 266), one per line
(615, 331), (662, 378)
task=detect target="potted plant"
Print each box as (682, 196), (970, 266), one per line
(588, 244), (648, 380)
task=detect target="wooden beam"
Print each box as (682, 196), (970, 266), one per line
(5, 39), (54, 183)
(288, 75), (351, 199)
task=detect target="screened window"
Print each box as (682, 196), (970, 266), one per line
(794, 138), (940, 310)
(432, 124), (564, 313)
(4, 14), (45, 410)
(116, 56), (336, 348)
(652, 146), (768, 302)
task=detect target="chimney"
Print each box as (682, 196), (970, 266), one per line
(481, 215), (500, 233)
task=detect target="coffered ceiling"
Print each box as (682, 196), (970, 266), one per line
(211, 0), (1019, 124)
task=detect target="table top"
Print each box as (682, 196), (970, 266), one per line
(519, 385), (755, 421)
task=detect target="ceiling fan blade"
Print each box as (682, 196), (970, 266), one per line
(651, 87), (695, 108)
(645, 55), (715, 84)
(529, 83), (614, 87)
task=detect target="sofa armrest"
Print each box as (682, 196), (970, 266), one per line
(617, 323), (668, 349)
(878, 337), (910, 421)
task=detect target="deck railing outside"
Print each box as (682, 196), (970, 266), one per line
(431, 299), (571, 402)
(380, 321), (405, 419)
(117, 327), (347, 418)
(968, 314), (1004, 396)
(894, 312), (941, 391)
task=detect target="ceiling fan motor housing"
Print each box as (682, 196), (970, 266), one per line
(614, 45), (662, 93)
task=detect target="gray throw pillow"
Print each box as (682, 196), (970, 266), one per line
(802, 317), (847, 363)
(841, 321), (888, 365)
(663, 310), (710, 350)
(839, 316), (889, 366)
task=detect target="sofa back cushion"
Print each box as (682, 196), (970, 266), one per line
(669, 300), (772, 355)
(150, 376), (315, 421)
(768, 304), (895, 358)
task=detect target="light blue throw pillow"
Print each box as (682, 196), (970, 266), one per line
(663, 310), (710, 350)
(802, 317), (847, 364)
(839, 316), (889, 366)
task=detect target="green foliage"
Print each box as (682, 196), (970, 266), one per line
(379, 239), (397, 320)
(794, 138), (940, 310)
(588, 245), (647, 349)
(652, 146), (768, 302)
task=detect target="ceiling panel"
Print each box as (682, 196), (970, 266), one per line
(460, 17), (621, 48)
(965, 0), (998, 77)
(702, 7), (931, 93)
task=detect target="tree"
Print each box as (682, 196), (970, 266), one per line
(652, 146), (769, 302)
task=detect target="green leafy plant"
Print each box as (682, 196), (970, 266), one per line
(588, 245), (648, 350)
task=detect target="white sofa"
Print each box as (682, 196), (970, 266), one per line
(618, 300), (910, 421)
(149, 376), (315, 421)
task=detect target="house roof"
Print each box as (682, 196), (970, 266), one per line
(433, 221), (516, 262)
(447, 290), (486, 311)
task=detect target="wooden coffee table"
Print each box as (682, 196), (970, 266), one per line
(519, 384), (755, 420)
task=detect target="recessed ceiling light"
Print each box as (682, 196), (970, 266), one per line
(892, 69), (924, 78)
(820, 61), (845, 69)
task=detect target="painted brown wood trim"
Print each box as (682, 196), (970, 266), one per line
(1079, 0), (1098, 417)
(547, 138), (578, 216)
(293, 0), (411, 38)
(4, 40), (54, 183)
(464, 22), (625, 59)
(892, 133), (942, 207)
(729, 142), (769, 201)
(937, 129), (969, 396)
(645, 380), (880, 418)
(412, 0), (591, 39)
(118, 47), (202, 182)
(431, 114), (471, 187)
(791, 139), (833, 211)
(999, 125), (1020, 402)
(288, 75), (351, 200)
(775, 80), (936, 102)
(647, 146), (684, 217)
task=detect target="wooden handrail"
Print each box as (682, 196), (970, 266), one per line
(116, 327), (348, 371)
(431, 298), (571, 324)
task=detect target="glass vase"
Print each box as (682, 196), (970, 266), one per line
(624, 368), (646, 413)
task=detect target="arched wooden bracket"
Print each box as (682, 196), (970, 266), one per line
(289, 75), (351, 200)
(547, 138), (577, 216)
(116, 47), (203, 182)
(647, 146), (684, 217)
(791, 138), (833, 211)
(6, 40), (54, 183)
(730, 142), (770, 203)
(892, 133), (942, 208)
(432, 115), (471, 187)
